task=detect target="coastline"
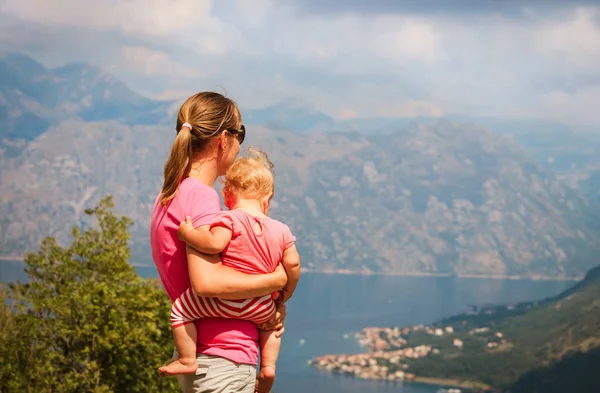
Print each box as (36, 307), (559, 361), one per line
(0, 255), (24, 261)
(410, 376), (490, 390)
(0, 256), (150, 269)
(0, 256), (582, 281)
(299, 267), (582, 282)
(309, 324), (502, 391)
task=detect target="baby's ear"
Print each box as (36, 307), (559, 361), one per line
(262, 194), (272, 214)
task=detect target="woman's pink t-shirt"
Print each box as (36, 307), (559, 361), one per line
(150, 177), (259, 365)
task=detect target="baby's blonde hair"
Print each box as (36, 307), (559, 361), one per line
(222, 146), (274, 209)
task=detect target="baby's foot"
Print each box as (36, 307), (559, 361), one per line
(158, 358), (198, 377)
(255, 364), (276, 393)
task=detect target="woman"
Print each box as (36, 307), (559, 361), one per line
(150, 91), (288, 393)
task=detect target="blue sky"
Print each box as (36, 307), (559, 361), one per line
(1, 0), (599, 126)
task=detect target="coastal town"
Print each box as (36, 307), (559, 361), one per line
(308, 321), (509, 390)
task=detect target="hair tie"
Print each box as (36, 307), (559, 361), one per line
(181, 123), (192, 131)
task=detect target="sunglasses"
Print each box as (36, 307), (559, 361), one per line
(226, 124), (246, 145)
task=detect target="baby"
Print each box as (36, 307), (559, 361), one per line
(159, 147), (301, 393)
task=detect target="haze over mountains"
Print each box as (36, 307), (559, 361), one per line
(0, 52), (171, 156)
(1, 52), (599, 279)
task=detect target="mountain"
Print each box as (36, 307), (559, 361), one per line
(253, 121), (600, 278)
(3, 118), (600, 278)
(306, 111), (600, 208)
(506, 345), (600, 393)
(505, 126), (600, 205)
(406, 116), (600, 206)
(0, 52), (171, 156)
(2, 53), (600, 279)
(244, 98), (335, 134)
(337, 115), (600, 205)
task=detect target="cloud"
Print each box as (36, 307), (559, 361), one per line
(283, 0), (600, 18)
(0, 0), (213, 37)
(372, 18), (445, 63)
(537, 85), (600, 126)
(120, 46), (200, 77)
(1, 0), (600, 126)
(337, 108), (358, 120)
(534, 7), (600, 71)
(377, 100), (444, 118)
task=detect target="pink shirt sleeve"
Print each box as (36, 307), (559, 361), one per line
(283, 224), (296, 249)
(186, 185), (221, 228)
(210, 211), (240, 236)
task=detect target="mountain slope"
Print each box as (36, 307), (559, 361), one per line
(0, 52), (171, 156)
(1, 52), (599, 278)
(244, 98), (335, 134)
(2, 119), (599, 278)
(507, 345), (600, 393)
(254, 122), (600, 278)
(411, 264), (600, 389)
(308, 265), (600, 390)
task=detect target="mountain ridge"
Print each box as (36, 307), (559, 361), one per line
(3, 118), (599, 278)
(0, 51), (172, 156)
(1, 52), (599, 279)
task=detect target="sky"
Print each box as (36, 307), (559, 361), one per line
(1, 0), (600, 126)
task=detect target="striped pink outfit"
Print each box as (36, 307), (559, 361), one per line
(171, 209), (296, 329)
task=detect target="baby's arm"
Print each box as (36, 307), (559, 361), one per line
(178, 216), (232, 254)
(280, 244), (301, 303)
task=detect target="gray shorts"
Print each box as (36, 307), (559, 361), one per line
(174, 351), (257, 393)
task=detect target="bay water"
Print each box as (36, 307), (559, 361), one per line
(0, 260), (573, 392)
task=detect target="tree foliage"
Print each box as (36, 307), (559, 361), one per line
(0, 195), (178, 392)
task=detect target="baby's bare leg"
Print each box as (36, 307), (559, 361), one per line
(158, 324), (198, 377)
(255, 329), (281, 393)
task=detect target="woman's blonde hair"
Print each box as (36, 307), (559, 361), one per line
(222, 146), (274, 209)
(160, 92), (241, 205)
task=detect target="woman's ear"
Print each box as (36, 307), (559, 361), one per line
(219, 132), (229, 150)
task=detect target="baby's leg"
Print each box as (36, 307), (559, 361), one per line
(255, 330), (281, 393)
(159, 323), (198, 377)
(159, 287), (212, 377)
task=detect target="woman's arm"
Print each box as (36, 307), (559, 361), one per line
(187, 245), (288, 299)
(280, 244), (301, 303)
(178, 218), (232, 254)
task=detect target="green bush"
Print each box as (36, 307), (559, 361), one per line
(0, 196), (178, 392)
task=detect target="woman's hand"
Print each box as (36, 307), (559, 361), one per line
(259, 303), (287, 337)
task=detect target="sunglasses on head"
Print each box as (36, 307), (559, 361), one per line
(226, 124), (246, 145)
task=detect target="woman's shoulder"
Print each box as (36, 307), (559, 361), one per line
(178, 177), (220, 200)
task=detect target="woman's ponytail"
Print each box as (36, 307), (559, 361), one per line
(160, 125), (193, 205)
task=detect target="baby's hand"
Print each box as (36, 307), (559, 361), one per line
(177, 216), (195, 242)
(279, 290), (293, 304)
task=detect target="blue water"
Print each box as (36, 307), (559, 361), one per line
(0, 260), (574, 392)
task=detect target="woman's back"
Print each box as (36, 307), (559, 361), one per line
(151, 178), (220, 301)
